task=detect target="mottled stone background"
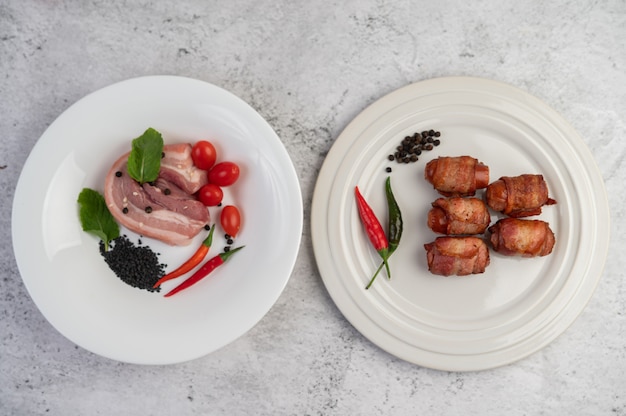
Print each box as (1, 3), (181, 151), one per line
(1, 0), (625, 414)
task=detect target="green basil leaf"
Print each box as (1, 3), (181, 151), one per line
(127, 127), (164, 184)
(77, 188), (120, 251)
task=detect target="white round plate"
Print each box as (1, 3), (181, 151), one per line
(311, 77), (609, 371)
(12, 76), (303, 364)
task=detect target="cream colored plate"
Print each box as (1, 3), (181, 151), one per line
(311, 77), (609, 371)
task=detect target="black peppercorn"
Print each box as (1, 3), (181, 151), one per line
(387, 129), (441, 165)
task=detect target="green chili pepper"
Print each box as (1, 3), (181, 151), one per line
(385, 176), (403, 255)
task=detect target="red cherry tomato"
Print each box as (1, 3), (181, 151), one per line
(197, 183), (223, 206)
(191, 141), (217, 170)
(209, 162), (240, 187)
(221, 205), (241, 237)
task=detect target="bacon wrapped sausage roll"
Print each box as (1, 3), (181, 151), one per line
(427, 197), (491, 235)
(488, 218), (555, 257)
(485, 174), (556, 217)
(424, 156), (489, 197)
(424, 236), (490, 276)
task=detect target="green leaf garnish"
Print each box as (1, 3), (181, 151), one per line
(127, 128), (164, 184)
(77, 188), (120, 251)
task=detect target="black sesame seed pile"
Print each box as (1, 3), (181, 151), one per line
(99, 235), (166, 292)
(387, 129), (441, 168)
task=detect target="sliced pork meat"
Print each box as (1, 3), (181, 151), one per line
(104, 144), (210, 246)
(159, 143), (209, 194)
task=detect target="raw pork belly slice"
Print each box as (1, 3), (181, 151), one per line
(104, 144), (210, 246)
(159, 143), (208, 195)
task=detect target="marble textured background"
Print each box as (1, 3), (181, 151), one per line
(1, 0), (625, 414)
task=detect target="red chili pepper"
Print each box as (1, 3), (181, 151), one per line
(153, 225), (215, 288)
(164, 246), (244, 297)
(355, 186), (391, 286)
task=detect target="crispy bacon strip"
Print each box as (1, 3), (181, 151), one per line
(424, 236), (490, 276)
(427, 197), (491, 235)
(488, 218), (555, 257)
(485, 174), (556, 217)
(424, 156), (489, 197)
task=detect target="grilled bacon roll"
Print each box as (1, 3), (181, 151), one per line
(424, 156), (489, 197)
(424, 236), (490, 276)
(488, 218), (555, 257)
(485, 174), (556, 217)
(427, 197), (491, 235)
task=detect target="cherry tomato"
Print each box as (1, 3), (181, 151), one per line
(209, 162), (240, 187)
(221, 205), (241, 237)
(191, 140), (217, 170)
(197, 183), (223, 206)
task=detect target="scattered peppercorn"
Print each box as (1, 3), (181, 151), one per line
(386, 129), (442, 166)
(122, 207), (128, 214)
(204, 224), (211, 231)
(99, 235), (166, 292)
(145, 206), (152, 213)
(163, 188), (171, 195)
(115, 171), (122, 177)
(385, 167), (392, 173)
